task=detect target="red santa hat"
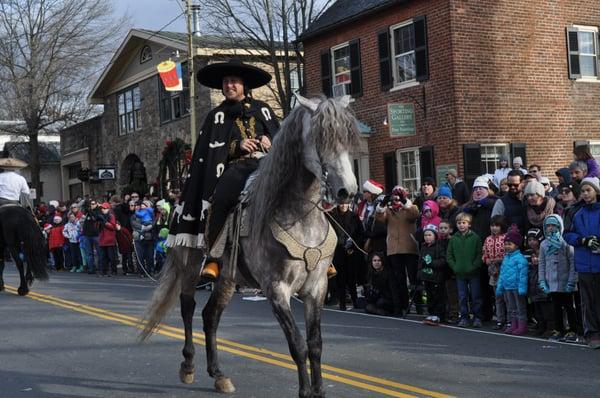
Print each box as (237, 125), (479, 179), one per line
(362, 179), (384, 195)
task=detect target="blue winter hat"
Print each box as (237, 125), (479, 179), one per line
(544, 214), (561, 227)
(437, 185), (452, 199)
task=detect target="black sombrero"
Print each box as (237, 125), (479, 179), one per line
(197, 59), (271, 90)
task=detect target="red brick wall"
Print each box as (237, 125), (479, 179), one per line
(302, 0), (600, 186)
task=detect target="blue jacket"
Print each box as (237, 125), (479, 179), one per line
(564, 201), (600, 273)
(496, 250), (529, 296)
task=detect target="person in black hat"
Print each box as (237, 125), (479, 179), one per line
(168, 59), (280, 279)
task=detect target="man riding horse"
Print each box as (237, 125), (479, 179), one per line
(0, 157), (31, 207)
(167, 60), (279, 278)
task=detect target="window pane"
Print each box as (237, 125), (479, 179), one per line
(125, 90), (132, 113)
(133, 86), (141, 110)
(579, 31), (596, 54)
(580, 55), (598, 76)
(394, 24), (414, 54)
(135, 110), (141, 129)
(590, 144), (600, 161)
(119, 115), (126, 135)
(396, 53), (416, 82)
(173, 96), (181, 118)
(118, 94), (125, 115)
(161, 98), (171, 121)
(127, 112), (134, 131)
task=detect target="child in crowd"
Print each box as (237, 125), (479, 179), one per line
(482, 215), (507, 329)
(496, 228), (529, 335)
(439, 220), (458, 324)
(525, 228), (553, 337)
(447, 212), (483, 328)
(62, 213), (83, 273)
(419, 224), (448, 325)
(136, 200), (154, 226)
(363, 252), (396, 316)
(47, 215), (65, 271)
(420, 200), (441, 230)
(154, 227), (169, 275)
(539, 214), (578, 342)
(573, 145), (600, 178)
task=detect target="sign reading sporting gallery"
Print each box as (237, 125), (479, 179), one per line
(387, 103), (415, 136)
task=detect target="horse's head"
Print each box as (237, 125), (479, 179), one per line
(295, 94), (359, 206)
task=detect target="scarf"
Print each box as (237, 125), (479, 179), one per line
(526, 197), (555, 227)
(167, 98), (279, 248)
(546, 230), (562, 255)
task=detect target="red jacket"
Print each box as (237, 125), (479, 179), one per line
(116, 227), (134, 254)
(47, 225), (65, 250)
(99, 213), (117, 247)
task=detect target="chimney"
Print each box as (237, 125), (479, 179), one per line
(191, 5), (201, 37)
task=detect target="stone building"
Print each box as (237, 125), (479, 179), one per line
(60, 29), (295, 200)
(299, 0), (600, 194)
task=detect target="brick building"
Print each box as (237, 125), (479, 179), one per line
(60, 29), (295, 200)
(299, 0), (600, 195)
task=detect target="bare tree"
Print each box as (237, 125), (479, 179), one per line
(0, 0), (126, 199)
(203, 0), (333, 116)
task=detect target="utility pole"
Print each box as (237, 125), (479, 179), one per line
(186, 0), (197, 147)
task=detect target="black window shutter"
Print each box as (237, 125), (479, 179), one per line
(574, 140), (590, 149)
(566, 28), (581, 79)
(463, 144), (482, 190)
(419, 145), (435, 183)
(383, 152), (398, 193)
(320, 49), (332, 97)
(510, 143), (527, 168)
(349, 39), (363, 97)
(377, 28), (392, 91)
(414, 16), (429, 82)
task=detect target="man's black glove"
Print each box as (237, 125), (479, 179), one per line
(579, 236), (600, 250)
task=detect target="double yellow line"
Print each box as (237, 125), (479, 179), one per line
(5, 285), (454, 398)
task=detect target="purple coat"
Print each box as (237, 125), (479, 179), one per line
(586, 158), (600, 178)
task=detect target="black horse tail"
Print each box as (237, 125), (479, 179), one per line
(18, 209), (49, 281)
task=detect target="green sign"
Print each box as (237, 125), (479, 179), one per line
(388, 103), (415, 136)
(436, 164), (457, 186)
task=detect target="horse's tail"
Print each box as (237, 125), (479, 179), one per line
(19, 211), (49, 281)
(138, 245), (191, 341)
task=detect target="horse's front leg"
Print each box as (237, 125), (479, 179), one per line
(303, 276), (328, 397)
(269, 283), (311, 398)
(202, 277), (236, 393)
(179, 288), (197, 384)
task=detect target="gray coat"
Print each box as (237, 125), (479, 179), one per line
(539, 240), (576, 292)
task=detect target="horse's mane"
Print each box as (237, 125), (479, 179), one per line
(248, 98), (360, 244)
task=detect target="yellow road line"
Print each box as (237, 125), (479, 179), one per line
(5, 285), (455, 398)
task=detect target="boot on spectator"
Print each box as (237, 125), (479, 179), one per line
(505, 318), (517, 334)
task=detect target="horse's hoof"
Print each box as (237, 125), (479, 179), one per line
(215, 377), (236, 393)
(17, 286), (28, 296)
(179, 368), (195, 384)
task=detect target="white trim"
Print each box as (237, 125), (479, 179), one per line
(389, 80), (420, 92)
(389, 18), (417, 88)
(330, 41), (352, 96)
(395, 146), (421, 197)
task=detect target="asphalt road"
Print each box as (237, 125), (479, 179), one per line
(1, 265), (598, 398)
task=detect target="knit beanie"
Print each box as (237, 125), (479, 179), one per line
(423, 224), (438, 235)
(437, 185), (452, 199)
(526, 228), (543, 241)
(580, 177), (600, 194)
(362, 179), (384, 195)
(473, 176), (489, 189)
(505, 228), (522, 246)
(524, 180), (545, 197)
(513, 156), (523, 166)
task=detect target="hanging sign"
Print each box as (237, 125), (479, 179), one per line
(157, 60), (183, 91)
(387, 103), (416, 136)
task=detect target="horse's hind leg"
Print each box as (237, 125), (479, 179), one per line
(303, 279), (328, 397)
(269, 285), (311, 398)
(11, 247), (28, 296)
(202, 277), (236, 393)
(179, 283), (197, 384)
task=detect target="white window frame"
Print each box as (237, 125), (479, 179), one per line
(589, 140), (600, 162)
(396, 147), (421, 199)
(117, 85), (141, 136)
(572, 25), (599, 82)
(330, 42), (352, 97)
(140, 45), (152, 64)
(480, 143), (509, 175)
(390, 19), (417, 89)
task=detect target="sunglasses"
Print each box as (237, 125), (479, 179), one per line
(507, 183), (520, 188)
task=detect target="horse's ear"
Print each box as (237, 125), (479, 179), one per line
(294, 93), (318, 112)
(339, 95), (351, 108)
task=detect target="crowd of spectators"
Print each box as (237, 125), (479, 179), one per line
(328, 144), (600, 349)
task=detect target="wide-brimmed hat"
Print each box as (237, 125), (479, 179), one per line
(0, 157), (27, 170)
(197, 59), (271, 90)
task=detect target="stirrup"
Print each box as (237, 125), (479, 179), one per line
(201, 261), (220, 280)
(327, 264), (337, 279)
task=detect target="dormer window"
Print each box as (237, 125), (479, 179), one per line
(140, 45), (152, 64)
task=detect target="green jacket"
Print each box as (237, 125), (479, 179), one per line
(447, 230), (483, 277)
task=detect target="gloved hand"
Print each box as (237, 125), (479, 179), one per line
(580, 236), (600, 250)
(538, 280), (550, 294)
(423, 254), (432, 265)
(565, 282), (576, 293)
(344, 238), (353, 250)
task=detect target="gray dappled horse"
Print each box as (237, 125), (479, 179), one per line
(0, 205), (48, 295)
(140, 95), (359, 397)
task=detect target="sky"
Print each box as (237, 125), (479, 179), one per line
(114, 0), (187, 33)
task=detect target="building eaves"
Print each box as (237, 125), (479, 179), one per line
(298, 0), (406, 42)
